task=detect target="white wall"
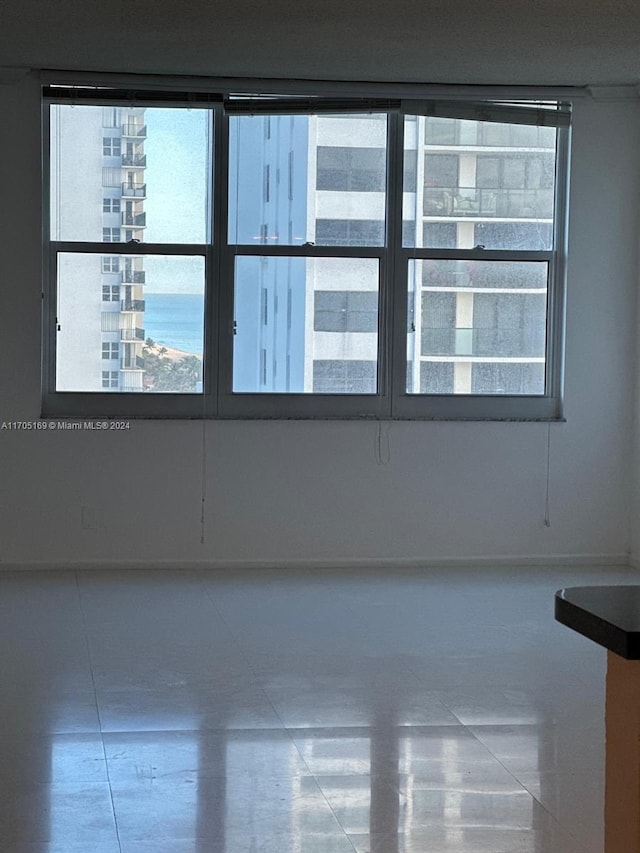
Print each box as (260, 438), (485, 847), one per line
(1, 76), (639, 568)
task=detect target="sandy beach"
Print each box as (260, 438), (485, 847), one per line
(144, 342), (202, 362)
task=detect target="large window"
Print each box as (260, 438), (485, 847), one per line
(43, 84), (569, 419)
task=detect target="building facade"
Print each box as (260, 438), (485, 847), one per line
(51, 104), (148, 392)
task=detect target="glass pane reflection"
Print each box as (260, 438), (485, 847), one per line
(41, 721), (558, 850)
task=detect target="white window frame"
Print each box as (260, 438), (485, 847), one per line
(101, 342), (119, 360)
(102, 227), (121, 243)
(101, 370), (119, 388)
(102, 197), (121, 214)
(102, 136), (121, 157)
(42, 78), (570, 421)
(101, 284), (120, 302)
(101, 256), (120, 273)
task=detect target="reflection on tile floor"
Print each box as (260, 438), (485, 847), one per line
(0, 564), (635, 851)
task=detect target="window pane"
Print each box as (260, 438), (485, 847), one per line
(50, 105), (211, 243)
(228, 114), (387, 246)
(233, 256), (378, 393)
(56, 253), (205, 393)
(403, 115), (557, 249)
(315, 219), (385, 246)
(406, 259), (547, 395)
(313, 360), (377, 393)
(316, 146), (386, 191)
(471, 362), (545, 394)
(314, 290), (378, 332)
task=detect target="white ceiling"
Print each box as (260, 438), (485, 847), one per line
(2, 0), (640, 86)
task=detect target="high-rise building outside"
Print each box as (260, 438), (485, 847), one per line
(231, 111), (554, 397)
(50, 105), (556, 399)
(51, 105), (148, 392)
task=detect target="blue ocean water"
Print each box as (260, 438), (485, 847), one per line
(143, 293), (204, 355)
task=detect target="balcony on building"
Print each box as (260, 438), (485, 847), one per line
(122, 123), (147, 139)
(121, 269), (146, 284)
(120, 298), (146, 312)
(122, 212), (147, 228)
(122, 154), (147, 168)
(120, 372), (145, 391)
(121, 183), (147, 199)
(120, 354), (145, 371)
(120, 327), (145, 342)
(123, 229), (145, 243)
(423, 187), (555, 219)
(420, 326), (546, 359)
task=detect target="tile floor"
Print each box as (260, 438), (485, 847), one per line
(0, 563), (636, 852)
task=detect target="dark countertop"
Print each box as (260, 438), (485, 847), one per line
(555, 586), (640, 659)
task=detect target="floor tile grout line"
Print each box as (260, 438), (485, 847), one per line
(194, 567), (297, 725)
(193, 570), (299, 727)
(73, 569), (123, 853)
(283, 733), (360, 853)
(195, 568), (267, 681)
(405, 648), (596, 852)
(195, 569), (359, 850)
(462, 720), (593, 853)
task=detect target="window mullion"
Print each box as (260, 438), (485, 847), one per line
(386, 110), (406, 417)
(228, 244), (384, 259)
(204, 103), (226, 416)
(215, 106), (235, 415)
(403, 249), (553, 262)
(545, 122), (571, 405)
(49, 241), (209, 256)
(42, 246), (58, 411)
(41, 103), (55, 412)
